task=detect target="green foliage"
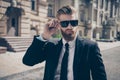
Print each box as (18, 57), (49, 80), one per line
(52, 31), (62, 39)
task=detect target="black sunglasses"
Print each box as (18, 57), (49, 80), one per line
(60, 20), (78, 28)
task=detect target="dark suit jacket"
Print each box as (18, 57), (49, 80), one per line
(23, 36), (107, 80)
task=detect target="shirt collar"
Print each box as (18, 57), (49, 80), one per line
(62, 35), (77, 48)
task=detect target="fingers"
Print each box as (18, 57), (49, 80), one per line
(48, 19), (59, 29)
(43, 19), (59, 39)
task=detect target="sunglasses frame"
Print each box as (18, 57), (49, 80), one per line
(60, 20), (78, 28)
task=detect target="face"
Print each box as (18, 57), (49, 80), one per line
(58, 14), (78, 41)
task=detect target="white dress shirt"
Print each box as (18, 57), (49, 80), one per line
(54, 37), (76, 80)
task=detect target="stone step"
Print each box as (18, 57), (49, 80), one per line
(9, 43), (31, 47)
(0, 37), (33, 52)
(13, 47), (28, 52)
(0, 46), (7, 54)
(12, 45), (30, 49)
(8, 41), (32, 44)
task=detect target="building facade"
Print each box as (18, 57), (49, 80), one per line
(0, 0), (48, 37)
(0, 0), (120, 40)
(53, 0), (120, 40)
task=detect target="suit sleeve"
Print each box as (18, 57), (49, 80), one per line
(90, 42), (107, 80)
(22, 36), (51, 66)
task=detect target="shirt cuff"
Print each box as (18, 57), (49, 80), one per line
(36, 34), (47, 42)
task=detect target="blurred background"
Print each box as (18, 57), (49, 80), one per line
(0, 0), (120, 80)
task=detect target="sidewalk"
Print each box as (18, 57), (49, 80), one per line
(0, 41), (120, 78)
(98, 41), (120, 51)
(0, 52), (45, 78)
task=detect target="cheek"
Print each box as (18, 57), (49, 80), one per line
(73, 27), (78, 32)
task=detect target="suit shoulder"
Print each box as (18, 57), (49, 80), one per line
(82, 39), (97, 46)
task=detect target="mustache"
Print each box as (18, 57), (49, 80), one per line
(65, 29), (74, 32)
(66, 29), (73, 31)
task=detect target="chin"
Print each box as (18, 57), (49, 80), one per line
(67, 33), (75, 38)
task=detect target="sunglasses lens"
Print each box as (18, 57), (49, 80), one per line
(60, 20), (78, 28)
(60, 21), (69, 28)
(70, 20), (78, 27)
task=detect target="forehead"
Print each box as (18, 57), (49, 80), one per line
(58, 14), (76, 21)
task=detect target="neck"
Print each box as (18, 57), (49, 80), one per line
(63, 37), (74, 42)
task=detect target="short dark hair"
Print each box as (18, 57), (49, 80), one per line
(56, 5), (76, 19)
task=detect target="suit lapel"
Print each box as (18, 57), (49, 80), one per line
(73, 36), (84, 79)
(50, 39), (63, 80)
(54, 39), (63, 70)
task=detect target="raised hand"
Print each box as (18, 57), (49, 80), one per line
(42, 19), (59, 40)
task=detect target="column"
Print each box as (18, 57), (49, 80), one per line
(90, 1), (94, 40)
(108, 0), (111, 17)
(103, 0), (106, 9)
(103, 0), (106, 21)
(97, 0), (100, 26)
(112, 2), (115, 17)
(74, 0), (79, 19)
(118, 3), (120, 17)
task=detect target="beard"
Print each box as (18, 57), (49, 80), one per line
(61, 29), (76, 41)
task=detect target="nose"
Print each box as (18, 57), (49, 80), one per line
(67, 23), (72, 29)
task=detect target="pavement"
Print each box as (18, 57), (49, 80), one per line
(0, 41), (120, 78)
(0, 52), (45, 78)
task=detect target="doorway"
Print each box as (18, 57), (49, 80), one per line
(7, 17), (19, 36)
(6, 7), (21, 37)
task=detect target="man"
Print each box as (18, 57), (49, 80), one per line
(23, 5), (107, 80)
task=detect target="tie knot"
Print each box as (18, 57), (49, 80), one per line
(65, 43), (69, 50)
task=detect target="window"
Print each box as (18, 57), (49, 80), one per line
(31, 0), (36, 11)
(93, 9), (97, 21)
(47, 4), (54, 17)
(100, 0), (104, 9)
(80, 10), (85, 22)
(79, 30), (82, 36)
(100, 14), (103, 25)
(110, 2), (113, 18)
(105, 15), (108, 20)
(114, 4), (117, 15)
(105, 0), (108, 10)
(112, 31), (114, 37)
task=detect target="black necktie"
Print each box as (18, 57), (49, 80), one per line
(60, 43), (69, 80)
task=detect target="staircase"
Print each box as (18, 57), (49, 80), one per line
(0, 37), (33, 52)
(0, 46), (7, 54)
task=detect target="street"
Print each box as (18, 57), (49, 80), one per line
(0, 67), (44, 80)
(102, 46), (120, 80)
(0, 46), (120, 80)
